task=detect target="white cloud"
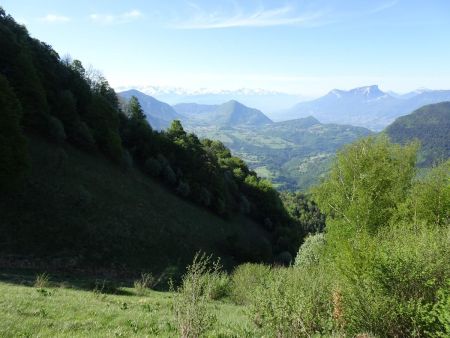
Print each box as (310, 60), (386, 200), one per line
(175, 5), (325, 29)
(89, 9), (143, 25)
(173, 1), (398, 30)
(39, 14), (71, 23)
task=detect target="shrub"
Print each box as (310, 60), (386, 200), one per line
(34, 273), (50, 288)
(294, 232), (325, 269)
(162, 165), (176, 186)
(197, 187), (211, 207)
(335, 226), (450, 337)
(429, 280), (450, 337)
(91, 279), (119, 295)
(47, 115), (66, 144)
(134, 272), (155, 296)
(172, 252), (219, 338)
(71, 120), (96, 150)
(176, 180), (190, 197)
(144, 157), (162, 177)
(206, 272), (230, 300)
(249, 265), (333, 337)
(230, 263), (272, 305)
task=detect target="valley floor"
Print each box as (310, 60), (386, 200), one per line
(0, 272), (253, 337)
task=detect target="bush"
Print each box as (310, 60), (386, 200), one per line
(71, 120), (96, 150)
(162, 165), (176, 186)
(249, 265), (333, 337)
(205, 272), (230, 300)
(144, 157), (162, 177)
(134, 272), (155, 296)
(47, 115), (66, 144)
(176, 180), (190, 197)
(230, 263), (272, 305)
(334, 225), (450, 337)
(34, 273), (50, 288)
(172, 253), (218, 338)
(294, 233), (325, 269)
(429, 280), (450, 337)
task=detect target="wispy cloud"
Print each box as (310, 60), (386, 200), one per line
(173, 1), (397, 30)
(175, 4), (325, 29)
(89, 9), (143, 25)
(39, 14), (71, 23)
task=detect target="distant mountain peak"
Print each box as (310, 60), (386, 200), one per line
(349, 85), (385, 98)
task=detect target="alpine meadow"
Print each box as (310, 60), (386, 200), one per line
(0, 1), (449, 337)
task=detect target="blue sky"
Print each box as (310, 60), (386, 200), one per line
(3, 0), (450, 96)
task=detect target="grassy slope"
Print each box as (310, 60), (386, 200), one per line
(0, 273), (252, 337)
(0, 135), (269, 272)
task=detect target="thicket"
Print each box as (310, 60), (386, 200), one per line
(178, 137), (449, 337)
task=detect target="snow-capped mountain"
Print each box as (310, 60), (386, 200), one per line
(277, 85), (450, 130)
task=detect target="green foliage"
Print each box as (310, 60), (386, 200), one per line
(334, 226), (450, 337)
(308, 136), (450, 337)
(249, 266), (333, 337)
(395, 160), (450, 228)
(230, 263), (272, 305)
(205, 272), (231, 301)
(0, 74), (29, 191)
(176, 180), (190, 197)
(85, 94), (123, 162)
(294, 233), (325, 269)
(46, 115), (66, 144)
(172, 252), (219, 337)
(313, 135), (418, 236)
(429, 281), (450, 337)
(144, 157), (162, 177)
(133, 273), (155, 296)
(126, 95), (146, 121)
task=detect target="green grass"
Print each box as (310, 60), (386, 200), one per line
(0, 272), (254, 337)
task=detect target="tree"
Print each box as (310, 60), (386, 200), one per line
(313, 135), (418, 236)
(0, 74), (29, 191)
(127, 96), (146, 121)
(167, 120), (187, 140)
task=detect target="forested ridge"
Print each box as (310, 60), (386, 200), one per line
(385, 101), (450, 166)
(0, 8), (319, 269)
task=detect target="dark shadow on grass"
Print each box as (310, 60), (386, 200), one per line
(0, 269), (136, 296)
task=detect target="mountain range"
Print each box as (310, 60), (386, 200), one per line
(118, 89), (372, 190)
(174, 101), (273, 127)
(276, 85), (450, 131)
(118, 88), (450, 190)
(116, 85), (306, 113)
(119, 89), (183, 129)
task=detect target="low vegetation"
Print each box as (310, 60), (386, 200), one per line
(1, 136), (449, 337)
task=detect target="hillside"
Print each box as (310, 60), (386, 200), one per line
(385, 101), (450, 166)
(0, 10), (302, 272)
(1, 135), (269, 271)
(279, 85), (450, 130)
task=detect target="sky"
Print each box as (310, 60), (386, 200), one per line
(2, 0), (450, 96)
